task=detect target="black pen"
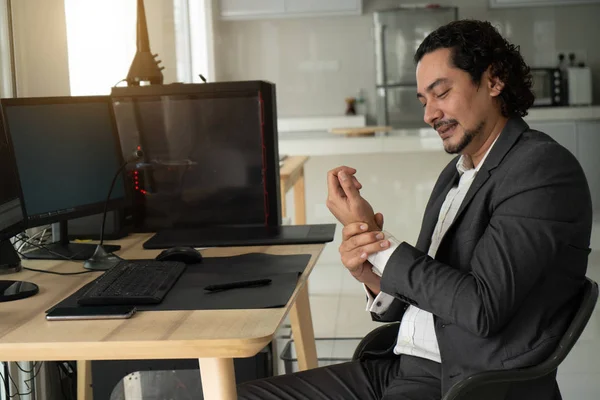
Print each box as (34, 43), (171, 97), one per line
(204, 278), (272, 293)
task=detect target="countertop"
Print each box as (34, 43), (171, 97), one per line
(526, 105), (600, 122)
(278, 128), (444, 155)
(276, 106), (600, 156)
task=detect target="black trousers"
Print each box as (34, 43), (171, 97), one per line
(237, 355), (442, 400)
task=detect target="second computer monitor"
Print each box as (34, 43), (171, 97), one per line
(0, 96), (127, 259)
(111, 81), (281, 231)
(0, 118), (25, 270)
(0, 121), (24, 241)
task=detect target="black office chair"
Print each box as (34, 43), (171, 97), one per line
(352, 277), (599, 400)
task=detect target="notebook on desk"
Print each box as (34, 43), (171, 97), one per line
(142, 224), (336, 249)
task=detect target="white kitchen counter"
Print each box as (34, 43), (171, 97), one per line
(278, 115), (366, 133)
(525, 105), (600, 122)
(278, 128), (442, 156)
(278, 106), (600, 156)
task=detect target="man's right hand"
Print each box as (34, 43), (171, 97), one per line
(339, 222), (389, 294)
(326, 166), (378, 230)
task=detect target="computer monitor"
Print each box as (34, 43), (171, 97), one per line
(111, 81), (281, 231)
(0, 96), (127, 260)
(0, 125), (40, 302)
(0, 120), (25, 271)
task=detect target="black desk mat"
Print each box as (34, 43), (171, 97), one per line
(48, 253), (312, 312)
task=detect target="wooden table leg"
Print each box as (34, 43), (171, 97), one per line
(289, 283), (318, 370)
(199, 358), (237, 400)
(293, 169), (306, 225)
(77, 360), (93, 400)
(280, 184), (287, 220)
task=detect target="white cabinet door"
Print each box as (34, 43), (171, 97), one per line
(220, 0), (361, 19)
(576, 122), (600, 213)
(220, 0), (284, 19)
(490, 0), (600, 7)
(284, 0), (361, 15)
(529, 122), (578, 157)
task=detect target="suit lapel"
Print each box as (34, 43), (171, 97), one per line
(417, 167), (459, 252)
(452, 168), (491, 226)
(417, 117), (529, 252)
(446, 117), (530, 232)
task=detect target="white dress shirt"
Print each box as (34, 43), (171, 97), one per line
(364, 137), (498, 363)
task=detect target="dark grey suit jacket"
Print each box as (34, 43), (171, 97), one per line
(372, 117), (592, 398)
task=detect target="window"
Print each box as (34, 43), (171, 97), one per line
(0, 0), (15, 98)
(174, 0), (215, 83)
(64, 0), (137, 95)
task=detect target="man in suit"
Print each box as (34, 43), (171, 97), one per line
(238, 20), (592, 400)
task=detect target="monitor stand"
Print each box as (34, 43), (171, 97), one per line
(22, 221), (121, 261)
(0, 240), (38, 302)
(0, 238), (21, 274)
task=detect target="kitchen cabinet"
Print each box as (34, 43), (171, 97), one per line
(576, 122), (600, 213)
(529, 122), (578, 157)
(529, 121), (600, 214)
(284, 0), (361, 14)
(490, 0), (600, 7)
(219, 0), (362, 20)
(220, 0), (284, 19)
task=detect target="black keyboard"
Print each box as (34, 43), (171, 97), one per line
(77, 260), (187, 306)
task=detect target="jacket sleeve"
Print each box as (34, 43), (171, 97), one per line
(379, 142), (592, 337)
(370, 298), (409, 322)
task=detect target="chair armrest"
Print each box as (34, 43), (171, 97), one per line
(442, 363), (560, 400)
(352, 322), (400, 360)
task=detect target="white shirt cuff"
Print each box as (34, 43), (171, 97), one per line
(363, 285), (396, 314)
(367, 231), (401, 277)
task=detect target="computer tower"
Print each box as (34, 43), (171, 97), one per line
(110, 81), (282, 232)
(91, 344), (273, 399)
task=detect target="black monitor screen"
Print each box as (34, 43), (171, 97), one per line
(2, 97), (125, 227)
(0, 124), (24, 240)
(112, 83), (280, 230)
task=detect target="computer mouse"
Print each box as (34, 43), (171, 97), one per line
(156, 246), (203, 265)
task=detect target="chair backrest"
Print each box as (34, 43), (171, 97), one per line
(442, 277), (599, 400)
(352, 279), (599, 400)
(530, 277), (598, 374)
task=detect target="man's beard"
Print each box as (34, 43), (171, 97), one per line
(444, 120), (485, 154)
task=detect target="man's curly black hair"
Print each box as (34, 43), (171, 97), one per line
(414, 20), (534, 117)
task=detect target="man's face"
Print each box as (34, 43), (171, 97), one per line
(416, 48), (497, 155)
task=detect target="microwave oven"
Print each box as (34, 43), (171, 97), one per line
(530, 68), (565, 107)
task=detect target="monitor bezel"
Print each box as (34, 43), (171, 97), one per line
(0, 120), (26, 242)
(111, 81), (282, 229)
(0, 199), (26, 242)
(0, 95), (129, 230)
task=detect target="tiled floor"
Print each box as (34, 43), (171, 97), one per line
(300, 215), (600, 399)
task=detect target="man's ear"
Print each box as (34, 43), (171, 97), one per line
(487, 69), (505, 97)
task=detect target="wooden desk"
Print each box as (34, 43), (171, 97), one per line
(280, 156), (309, 225)
(0, 234), (323, 399)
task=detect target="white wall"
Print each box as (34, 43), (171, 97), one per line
(11, 0), (71, 97)
(212, 0), (600, 119)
